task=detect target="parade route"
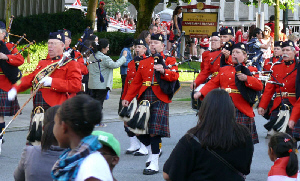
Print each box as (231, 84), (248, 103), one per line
(1, 85), (278, 180)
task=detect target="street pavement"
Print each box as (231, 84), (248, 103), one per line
(0, 85), (287, 181)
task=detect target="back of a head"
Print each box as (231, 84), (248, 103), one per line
(58, 94), (102, 137)
(189, 89), (249, 150)
(270, 15), (275, 22)
(98, 38), (109, 52)
(269, 132), (298, 176)
(41, 105), (61, 151)
(138, 30), (150, 40)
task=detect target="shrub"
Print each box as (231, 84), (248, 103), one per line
(9, 9), (92, 43)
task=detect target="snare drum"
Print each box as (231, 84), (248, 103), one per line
(191, 84), (205, 112)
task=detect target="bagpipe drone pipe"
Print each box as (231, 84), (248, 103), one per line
(219, 40), (234, 67)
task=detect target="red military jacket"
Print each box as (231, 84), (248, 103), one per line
(124, 52), (179, 103)
(195, 49), (221, 86)
(263, 56), (282, 71)
(259, 60), (297, 113)
(46, 48), (88, 75)
(290, 98), (300, 122)
(0, 41), (24, 91)
(121, 54), (147, 100)
(200, 65), (263, 118)
(13, 55), (82, 106)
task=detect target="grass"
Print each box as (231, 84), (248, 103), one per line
(175, 97), (191, 101)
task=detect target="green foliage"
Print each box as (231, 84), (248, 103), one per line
(104, 0), (131, 17)
(18, 42), (48, 74)
(244, 0), (298, 11)
(10, 9), (92, 43)
(166, 0), (192, 7)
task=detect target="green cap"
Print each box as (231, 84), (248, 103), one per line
(92, 131), (121, 157)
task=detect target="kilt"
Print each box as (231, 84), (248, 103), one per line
(270, 99), (300, 140)
(0, 88), (20, 116)
(236, 108), (259, 144)
(140, 88), (170, 137)
(31, 91), (50, 119)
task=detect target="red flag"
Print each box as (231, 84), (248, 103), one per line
(73, 0), (82, 6)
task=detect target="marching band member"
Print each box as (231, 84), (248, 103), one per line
(122, 34), (179, 175)
(191, 32), (221, 89)
(121, 39), (149, 156)
(219, 27), (234, 67)
(263, 41), (283, 71)
(60, 29), (88, 76)
(258, 40), (299, 139)
(8, 31), (82, 115)
(194, 43), (263, 144)
(0, 21), (24, 153)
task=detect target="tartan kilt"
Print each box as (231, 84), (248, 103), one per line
(270, 99), (300, 140)
(236, 108), (259, 144)
(31, 91), (51, 119)
(0, 88), (20, 116)
(139, 88), (170, 137)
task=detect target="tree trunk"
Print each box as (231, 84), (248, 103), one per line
(6, 0), (11, 28)
(86, 0), (98, 30)
(274, 1), (279, 41)
(129, 0), (161, 38)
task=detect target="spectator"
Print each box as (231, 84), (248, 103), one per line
(14, 106), (65, 181)
(199, 35), (209, 62)
(288, 32), (300, 57)
(149, 24), (158, 35)
(115, 12), (122, 23)
(51, 94), (113, 181)
(138, 30), (151, 56)
(88, 38), (127, 126)
(96, 1), (107, 32)
(265, 15), (275, 38)
(118, 37), (134, 113)
(163, 89), (254, 181)
(261, 25), (273, 60)
(279, 22), (287, 42)
(268, 133), (299, 180)
(92, 131), (120, 181)
(172, 6), (183, 58)
(235, 26), (243, 43)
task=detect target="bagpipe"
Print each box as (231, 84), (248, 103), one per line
(1, 16), (34, 84)
(0, 48), (74, 137)
(219, 40), (235, 67)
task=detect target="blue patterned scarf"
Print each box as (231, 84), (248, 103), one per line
(51, 135), (102, 181)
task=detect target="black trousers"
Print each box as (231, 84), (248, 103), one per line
(91, 89), (108, 112)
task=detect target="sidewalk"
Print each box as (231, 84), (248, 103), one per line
(5, 83), (195, 132)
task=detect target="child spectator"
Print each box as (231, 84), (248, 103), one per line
(51, 94), (113, 181)
(268, 132), (300, 180)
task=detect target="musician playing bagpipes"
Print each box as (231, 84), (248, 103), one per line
(194, 43), (263, 144)
(7, 31), (82, 119)
(120, 39), (149, 156)
(190, 32), (221, 89)
(0, 21), (24, 152)
(258, 40), (300, 140)
(219, 27), (235, 67)
(248, 28), (272, 71)
(59, 29), (88, 76)
(263, 41), (283, 71)
(122, 34), (179, 175)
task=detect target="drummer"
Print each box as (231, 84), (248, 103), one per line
(190, 32), (221, 90)
(194, 43), (263, 144)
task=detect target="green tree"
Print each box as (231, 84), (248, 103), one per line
(244, 0), (297, 41)
(129, 0), (191, 37)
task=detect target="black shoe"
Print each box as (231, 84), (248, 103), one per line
(145, 161), (150, 167)
(143, 169), (158, 175)
(125, 149), (139, 154)
(134, 151), (147, 156)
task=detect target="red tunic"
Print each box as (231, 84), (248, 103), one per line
(0, 42), (25, 91)
(121, 54), (146, 100)
(200, 65), (263, 117)
(66, 47), (88, 75)
(290, 98), (300, 122)
(259, 61), (297, 113)
(124, 52), (179, 103)
(195, 49), (221, 86)
(263, 56), (281, 71)
(13, 55), (82, 106)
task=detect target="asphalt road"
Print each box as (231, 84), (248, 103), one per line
(1, 112), (277, 181)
